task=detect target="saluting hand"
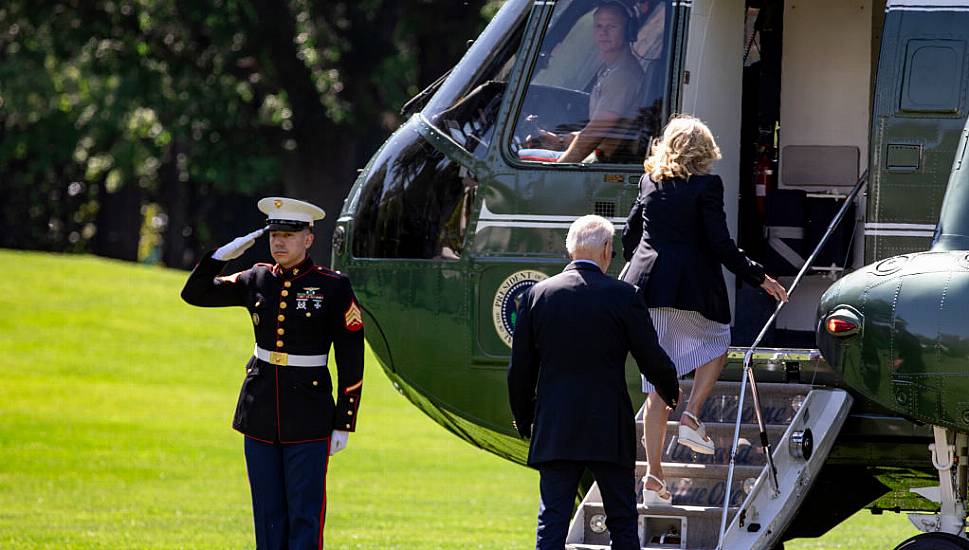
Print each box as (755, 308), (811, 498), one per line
(329, 430), (349, 455)
(212, 228), (266, 261)
(760, 275), (789, 302)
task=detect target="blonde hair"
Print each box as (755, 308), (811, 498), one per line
(644, 115), (722, 181)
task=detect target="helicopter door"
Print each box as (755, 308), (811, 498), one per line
(470, 0), (689, 361)
(867, 0), (969, 263)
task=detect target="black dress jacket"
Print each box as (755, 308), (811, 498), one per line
(507, 262), (679, 468)
(621, 174), (766, 324)
(181, 252), (364, 444)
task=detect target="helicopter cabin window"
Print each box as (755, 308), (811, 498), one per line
(512, 0), (669, 165)
(351, 0), (529, 260)
(899, 39), (966, 115)
(350, 130), (478, 260)
(423, 4), (526, 159)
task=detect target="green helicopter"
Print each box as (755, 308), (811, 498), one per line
(333, 0), (969, 547)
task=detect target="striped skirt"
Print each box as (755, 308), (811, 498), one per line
(641, 307), (731, 394)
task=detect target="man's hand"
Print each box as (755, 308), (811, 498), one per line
(524, 128), (557, 149)
(329, 430), (349, 455)
(212, 228), (266, 261)
(667, 387), (683, 411)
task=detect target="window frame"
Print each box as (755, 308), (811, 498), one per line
(349, 117), (480, 262)
(499, 0), (675, 174)
(897, 38), (968, 117)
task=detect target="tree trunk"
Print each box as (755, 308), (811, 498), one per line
(413, 0), (488, 85)
(160, 141), (193, 269)
(94, 181), (143, 261)
(247, 0), (368, 265)
(282, 131), (357, 265)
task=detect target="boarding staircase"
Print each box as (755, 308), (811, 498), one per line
(566, 172), (869, 549)
(564, 371), (852, 549)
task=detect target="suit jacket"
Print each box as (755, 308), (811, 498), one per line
(621, 174), (766, 324)
(507, 262), (679, 468)
(181, 253), (364, 443)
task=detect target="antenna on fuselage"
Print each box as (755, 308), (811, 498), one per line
(400, 69), (454, 117)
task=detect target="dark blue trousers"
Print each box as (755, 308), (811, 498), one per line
(244, 437), (330, 550)
(536, 460), (639, 550)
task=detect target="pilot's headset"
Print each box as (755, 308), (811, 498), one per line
(596, 0), (639, 43)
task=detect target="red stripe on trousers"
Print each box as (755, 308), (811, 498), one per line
(318, 437), (331, 550)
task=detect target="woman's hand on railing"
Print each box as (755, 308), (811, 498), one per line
(761, 275), (789, 302)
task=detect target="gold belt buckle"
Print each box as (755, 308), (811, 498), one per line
(269, 351), (288, 366)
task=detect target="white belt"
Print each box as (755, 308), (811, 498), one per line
(254, 345), (327, 367)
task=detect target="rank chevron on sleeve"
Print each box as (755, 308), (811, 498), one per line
(344, 301), (363, 331)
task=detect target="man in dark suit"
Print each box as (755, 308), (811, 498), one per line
(508, 215), (680, 550)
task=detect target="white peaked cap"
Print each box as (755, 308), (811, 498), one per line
(257, 197), (326, 229)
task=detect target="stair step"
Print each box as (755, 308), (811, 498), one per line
(581, 463), (760, 508)
(646, 380), (812, 426)
(636, 463), (761, 508)
(577, 502), (735, 549)
(636, 422), (788, 465)
(640, 462), (762, 481)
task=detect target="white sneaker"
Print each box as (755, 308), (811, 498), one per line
(642, 474), (673, 507)
(677, 411), (716, 455)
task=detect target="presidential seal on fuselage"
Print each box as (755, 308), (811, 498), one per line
(492, 270), (548, 348)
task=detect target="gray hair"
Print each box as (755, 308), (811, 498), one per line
(566, 215), (615, 255)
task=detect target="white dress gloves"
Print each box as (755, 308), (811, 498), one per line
(212, 228), (266, 261)
(330, 430), (349, 455)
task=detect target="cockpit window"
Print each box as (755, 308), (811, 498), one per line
(512, 0), (669, 165)
(422, 0), (528, 159)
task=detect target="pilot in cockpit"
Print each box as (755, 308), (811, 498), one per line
(520, 1), (652, 164)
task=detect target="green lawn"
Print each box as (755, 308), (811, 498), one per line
(0, 250), (919, 548)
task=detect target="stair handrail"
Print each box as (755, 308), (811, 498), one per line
(716, 170), (869, 549)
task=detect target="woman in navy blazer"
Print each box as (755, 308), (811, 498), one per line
(621, 115), (787, 506)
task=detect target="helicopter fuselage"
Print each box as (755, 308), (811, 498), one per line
(334, 0), (969, 528)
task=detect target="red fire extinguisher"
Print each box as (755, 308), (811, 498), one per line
(753, 145), (775, 219)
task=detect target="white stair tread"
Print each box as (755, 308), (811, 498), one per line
(582, 501), (736, 517)
(567, 545), (716, 550)
(678, 379), (814, 391)
(636, 461), (763, 477)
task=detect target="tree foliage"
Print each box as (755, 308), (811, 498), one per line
(0, 0), (498, 266)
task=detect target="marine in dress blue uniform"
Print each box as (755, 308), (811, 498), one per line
(181, 197), (364, 550)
